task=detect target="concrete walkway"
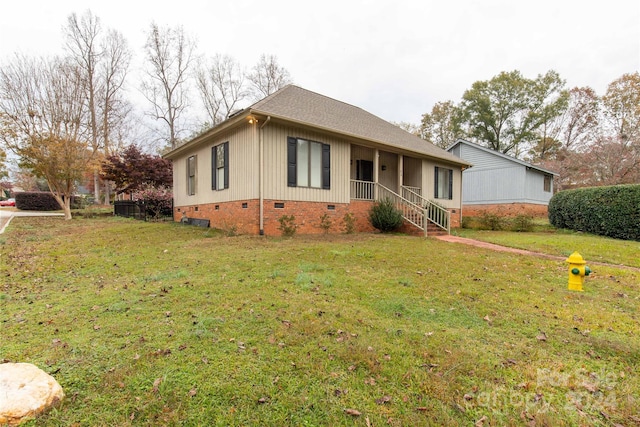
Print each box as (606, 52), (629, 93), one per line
(0, 210), (65, 234)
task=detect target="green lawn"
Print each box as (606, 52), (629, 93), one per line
(455, 228), (640, 268)
(1, 217), (639, 426)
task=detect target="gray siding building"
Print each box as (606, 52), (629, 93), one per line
(447, 139), (557, 214)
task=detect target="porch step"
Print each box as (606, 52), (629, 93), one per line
(401, 218), (448, 236)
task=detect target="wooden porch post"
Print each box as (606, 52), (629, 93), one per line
(374, 149), (379, 200)
(398, 154), (403, 195)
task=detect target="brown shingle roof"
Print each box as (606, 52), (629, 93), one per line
(251, 85), (469, 166)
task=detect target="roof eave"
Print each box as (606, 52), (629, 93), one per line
(251, 109), (472, 168)
(163, 109), (251, 160)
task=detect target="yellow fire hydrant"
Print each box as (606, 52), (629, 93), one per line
(566, 251), (591, 291)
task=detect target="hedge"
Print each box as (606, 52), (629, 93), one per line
(548, 184), (640, 241)
(14, 192), (61, 211)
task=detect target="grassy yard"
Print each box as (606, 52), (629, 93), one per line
(455, 228), (640, 269)
(1, 217), (639, 426)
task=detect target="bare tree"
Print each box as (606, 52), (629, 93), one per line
(195, 54), (247, 126)
(142, 22), (196, 150)
(248, 54), (292, 100)
(0, 54), (91, 219)
(602, 72), (640, 145)
(64, 10), (132, 204)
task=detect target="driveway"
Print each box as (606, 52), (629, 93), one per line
(0, 210), (65, 234)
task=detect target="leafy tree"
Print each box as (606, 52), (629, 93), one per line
(101, 145), (172, 196)
(458, 70), (568, 157)
(0, 54), (91, 219)
(248, 54), (292, 100)
(419, 100), (463, 148)
(142, 23), (196, 150)
(195, 54), (247, 126)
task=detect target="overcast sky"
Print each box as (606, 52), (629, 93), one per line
(1, 0), (639, 126)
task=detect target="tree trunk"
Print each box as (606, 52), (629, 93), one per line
(63, 197), (72, 220)
(103, 181), (110, 205)
(93, 170), (100, 204)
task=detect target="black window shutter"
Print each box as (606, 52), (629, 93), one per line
(211, 147), (217, 190)
(434, 167), (439, 198)
(448, 169), (453, 200)
(287, 137), (297, 187)
(223, 142), (229, 189)
(322, 143), (330, 189)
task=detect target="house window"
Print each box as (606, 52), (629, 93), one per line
(434, 166), (453, 200)
(187, 155), (197, 196)
(211, 142), (229, 190)
(544, 175), (552, 193)
(287, 137), (330, 189)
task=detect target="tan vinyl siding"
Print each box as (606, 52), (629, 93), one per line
(423, 160), (462, 208)
(403, 156), (422, 188)
(350, 145), (374, 179)
(173, 124), (258, 207)
(378, 151), (398, 189)
(263, 123), (350, 203)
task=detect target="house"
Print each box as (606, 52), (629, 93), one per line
(164, 85), (471, 236)
(447, 139), (557, 217)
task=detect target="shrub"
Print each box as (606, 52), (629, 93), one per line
(548, 184), (640, 241)
(14, 192), (60, 211)
(319, 213), (332, 234)
(342, 212), (356, 234)
(132, 185), (173, 220)
(479, 212), (506, 230)
(369, 198), (404, 232)
(510, 214), (535, 232)
(278, 215), (297, 236)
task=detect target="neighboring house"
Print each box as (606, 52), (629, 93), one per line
(447, 139), (557, 217)
(164, 85), (471, 236)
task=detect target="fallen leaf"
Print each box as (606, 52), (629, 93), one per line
(188, 388), (197, 397)
(152, 377), (162, 393)
(536, 332), (547, 341)
(133, 353), (140, 360)
(344, 408), (361, 416)
(475, 415), (488, 426)
(463, 393), (473, 401)
(375, 395), (392, 404)
(93, 325), (101, 330)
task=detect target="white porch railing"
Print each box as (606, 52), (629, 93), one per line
(377, 185), (426, 231)
(350, 180), (375, 200)
(349, 180), (450, 235)
(402, 186), (450, 234)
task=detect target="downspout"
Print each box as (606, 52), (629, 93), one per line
(259, 116), (271, 235)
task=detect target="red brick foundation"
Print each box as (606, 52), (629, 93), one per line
(463, 203), (548, 218)
(175, 199), (379, 236)
(175, 200), (460, 236)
